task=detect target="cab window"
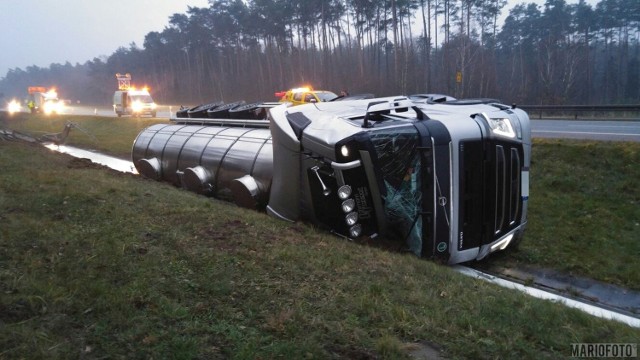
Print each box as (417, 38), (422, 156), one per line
(293, 92), (303, 101)
(304, 93), (316, 103)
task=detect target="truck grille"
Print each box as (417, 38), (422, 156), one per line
(459, 140), (523, 250)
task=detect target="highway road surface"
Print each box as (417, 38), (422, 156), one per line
(531, 119), (640, 142)
(61, 104), (178, 118)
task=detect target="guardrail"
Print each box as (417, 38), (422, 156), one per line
(518, 104), (640, 119)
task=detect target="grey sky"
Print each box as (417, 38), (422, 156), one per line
(1, 0), (596, 79)
(0, 0), (209, 77)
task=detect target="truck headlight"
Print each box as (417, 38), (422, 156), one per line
(341, 199), (355, 213)
(488, 118), (516, 138)
(132, 100), (143, 112)
(151, 102), (157, 110)
(7, 100), (21, 114)
(345, 212), (358, 226)
(340, 145), (349, 157)
(43, 102), (54, 115)
(349, 224), (362, 238)
(338, 185), (352, 200)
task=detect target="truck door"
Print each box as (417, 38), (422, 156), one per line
(122, 92), (129, 110)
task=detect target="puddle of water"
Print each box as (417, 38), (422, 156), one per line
(44, 144), (137, 174)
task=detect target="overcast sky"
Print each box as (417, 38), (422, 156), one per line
(0, 0), (209, 77)
(1, 0), (596, 79)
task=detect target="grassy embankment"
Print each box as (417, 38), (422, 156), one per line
(3, 112), (167, 159)
(0, 112), (638, 358)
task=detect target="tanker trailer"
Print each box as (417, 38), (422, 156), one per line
(132, 95), (531, 264)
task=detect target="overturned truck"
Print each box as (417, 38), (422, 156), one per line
(132, 95), (531, 264)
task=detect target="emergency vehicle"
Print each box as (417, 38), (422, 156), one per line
(27, 87), (65, 115)
(276, 86), (338, 106)
(113, 73), (157, 117)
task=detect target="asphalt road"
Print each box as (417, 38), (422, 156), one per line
(62, 104), (178, 118)
(531, 119), (640, 142)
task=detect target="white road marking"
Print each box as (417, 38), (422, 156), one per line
(534, 130), (640, 137)
(454, 266), (640, 328)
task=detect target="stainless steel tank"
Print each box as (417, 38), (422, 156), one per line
(132, 124), (272, 208)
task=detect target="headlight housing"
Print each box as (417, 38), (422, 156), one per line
(349, 224), (363, 238)
(43, 100), (63, 115)
(488, 118), (516, 138)
(338, 185), (352, 200)
(7, 100), (21, 114)
(341, 199), (356, 213)
(345, 212), (358, 226)
(132, 100), (144, 112)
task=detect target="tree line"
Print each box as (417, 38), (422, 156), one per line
(1, 0), (639, 106)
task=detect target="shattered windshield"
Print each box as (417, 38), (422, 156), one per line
(369, 126), (423, 255)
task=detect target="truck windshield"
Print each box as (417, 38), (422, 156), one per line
(316, 92), (338, 102)
(368, 126), (423, 255)
(130, 94), (153, 103)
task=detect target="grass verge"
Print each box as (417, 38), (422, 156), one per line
(484, 138), (640, 290)
(1, 139), (639, 358)
(0, 112), (168, 158)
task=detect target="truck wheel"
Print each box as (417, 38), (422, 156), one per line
(151, 112), (157, 117)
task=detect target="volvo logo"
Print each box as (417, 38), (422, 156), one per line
(438, 196), (447, 206)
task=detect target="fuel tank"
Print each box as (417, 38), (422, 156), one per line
(131, 124), (272, 208)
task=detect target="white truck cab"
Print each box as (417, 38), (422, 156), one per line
(113, 89), (157, 117)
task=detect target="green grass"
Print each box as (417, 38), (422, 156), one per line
(0, 139), (638, 359)
(1, 112), (168, 158)
(492, 138), (640, 290)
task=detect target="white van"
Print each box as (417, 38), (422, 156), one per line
(113, 89), (157, 117)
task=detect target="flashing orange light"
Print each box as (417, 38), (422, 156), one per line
(128, 86), (150, 94)
(28, 86), (47, 94)
(44, 88), (58, 99)
(290, 86), (312, 93)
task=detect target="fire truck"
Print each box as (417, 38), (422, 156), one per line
(131, 93), (531, 264)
